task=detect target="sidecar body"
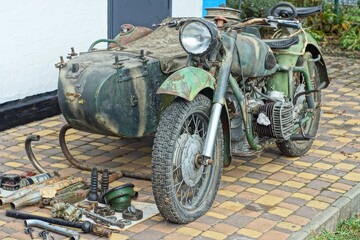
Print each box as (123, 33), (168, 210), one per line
(58, 24), (187, 138)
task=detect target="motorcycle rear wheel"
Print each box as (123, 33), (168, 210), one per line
(152, 94), (223, 223)
(277, 52), (321, 157)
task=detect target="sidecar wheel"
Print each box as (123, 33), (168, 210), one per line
(152, 94), (223, 223)
(277, 53), (321, 157)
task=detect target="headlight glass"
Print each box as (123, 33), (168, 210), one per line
(180, 20), (218, 56)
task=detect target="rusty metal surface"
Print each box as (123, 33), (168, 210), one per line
(109, 24), (153, 48)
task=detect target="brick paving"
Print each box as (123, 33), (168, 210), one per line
(0, 55), (359, 240)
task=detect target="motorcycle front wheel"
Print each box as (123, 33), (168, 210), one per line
(152, 94), (223, 223)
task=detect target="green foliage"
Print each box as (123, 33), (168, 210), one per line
(226, 0), (360, 51)
(341, 26), (360, 50)
(310, 215), (360, 240)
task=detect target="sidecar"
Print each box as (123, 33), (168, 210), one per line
(58, 23), (187, 138)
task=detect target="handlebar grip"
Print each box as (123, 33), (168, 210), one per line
(277, 21), (301, 29)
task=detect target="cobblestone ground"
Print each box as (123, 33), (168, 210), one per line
(0, 56), (359, 240)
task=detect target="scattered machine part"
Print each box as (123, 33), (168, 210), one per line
(38, 230), (54, 240)
(51, 202), (82, 222)
(2, 174), (21, 191)
(94, 205), (115, 216)
(82, 208), (125, 228)
(9, 177), (84, 209)
(20, 171), (37, 179)
(24, 227), (35, 239)
(49, 189), (89, 206)
(122, 205), (143, 221)
(98, 169), (109, 203)
(117, 219), (132, 226)
(24, 219), (80, 240)
(20, 173), (52, 188)
(87, 167), (99, 201)
(6, 210), (111, 238)
(102, 183), (138, 212)
(77, 201), (98, 211)
(57, 182), (89, 195)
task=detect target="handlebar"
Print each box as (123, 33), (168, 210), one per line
(233, 17), (300, 29)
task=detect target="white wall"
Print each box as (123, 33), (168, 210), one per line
(0, 0), (107, 104)
(172, 0), (203, 17)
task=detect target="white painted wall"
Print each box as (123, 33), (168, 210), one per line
(172, 0), (203, 17)
(0, 0), (107, 104)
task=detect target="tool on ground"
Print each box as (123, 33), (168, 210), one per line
(57, 182), (89, 195)
(38, 230), (54, 240)
(6, 210), (111, 238)
(1, 174), (21, 191)
(40, 189), (89, 207)
(24, 219), (80, 240)
(20, 173), (52, 188)
(87, 167), (99, 201)
(82, 208), (125, 228)
(51, 202), (82, 222)
(102, 183), (138, 212)
(10, 177), (84, 209)
(20, 171), (37, 179)
(98, 169), (109, 203)
(94, 205), (115, 216)
(0, 176), (67, 206)
(24, 227), (35, 239)
(122, 205), (143, 221)
(77, 201), (98, 211)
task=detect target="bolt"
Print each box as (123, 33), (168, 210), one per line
(98, 169), (109, 203)
(87, 167), (99, 201)
(24, 227), (35, 239)
(38, 230), (49, 240)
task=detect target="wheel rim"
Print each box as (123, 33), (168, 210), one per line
(172, 111), (215, 210)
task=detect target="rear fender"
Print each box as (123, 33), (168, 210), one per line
(157, 67), (216, 101)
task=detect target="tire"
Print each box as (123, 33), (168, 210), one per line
(152, 94), (223, 223)
(277, 52), (321, 157)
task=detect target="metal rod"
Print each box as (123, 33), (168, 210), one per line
(202, 103), (223, 158)
(25, 219), (80, 240)
(59, 124), (151, 180)
(25, 135), (48, 174)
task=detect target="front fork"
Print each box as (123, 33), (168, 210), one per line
(201, 30), (263, 162)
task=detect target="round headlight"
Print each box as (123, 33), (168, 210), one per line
(179, 19), (218, 56)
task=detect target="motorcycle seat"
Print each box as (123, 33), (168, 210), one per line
(296, 5), (322, 18)
(263, 36), (299, 49)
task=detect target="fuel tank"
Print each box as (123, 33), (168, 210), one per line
(58, 51), (168, 138)
(231, 33), (277, 78)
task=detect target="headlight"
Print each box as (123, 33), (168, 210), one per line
(179, 19), (218, 56)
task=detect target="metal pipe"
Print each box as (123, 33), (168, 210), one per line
(59, 124), (151, 180)
(25, 135), (48, 173)
(229, 75), (263, 151)
(24, 219), (80, 240)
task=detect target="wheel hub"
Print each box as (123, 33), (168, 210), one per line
(181, 134), (204, 187)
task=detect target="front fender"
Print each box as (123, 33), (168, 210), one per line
(156, 67), (216, 101)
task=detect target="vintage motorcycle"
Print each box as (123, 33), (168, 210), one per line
(54, 2), (329, 223)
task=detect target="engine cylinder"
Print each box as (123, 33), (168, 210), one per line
(254, 101), (293, 140)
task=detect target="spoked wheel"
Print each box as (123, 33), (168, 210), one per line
(152, 94), (223, 223)
(277, 52), (321, 156)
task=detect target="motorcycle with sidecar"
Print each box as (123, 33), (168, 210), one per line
(53, 2), (330, 223)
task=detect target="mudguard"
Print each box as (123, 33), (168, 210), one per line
(267, 31), (330, 95)
(157, 67), (216, 101)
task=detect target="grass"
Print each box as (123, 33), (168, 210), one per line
(310, 213), (360, 240)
